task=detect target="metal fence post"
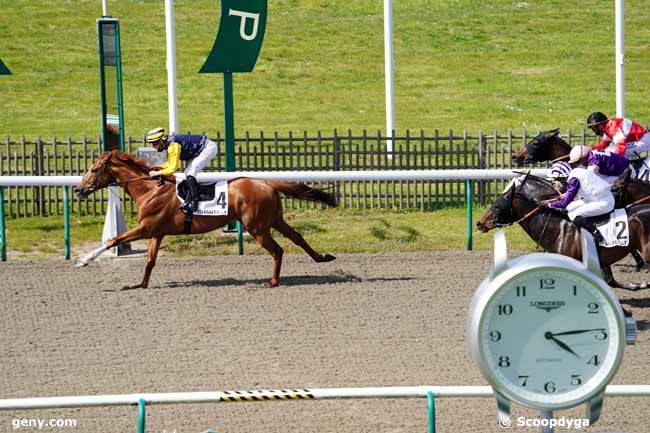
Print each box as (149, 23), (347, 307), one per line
(0, 186), (5, 261)
(137, 399), (146, 433)
(427, 391), (436, 433)
(63, 186), (70, 260)
(466, 180), (473, 251)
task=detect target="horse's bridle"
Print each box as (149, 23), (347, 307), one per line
(88, 157), (171, 189)
(525, 132), (570, 163)
(492, 189), (544, 228)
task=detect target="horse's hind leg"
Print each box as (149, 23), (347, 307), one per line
(632, 249), (646, 272)
(252, 231), (284, 287)
(122, 235), (164, 290)
(273, 217), (335, 263)
(602, 265), (647, 291)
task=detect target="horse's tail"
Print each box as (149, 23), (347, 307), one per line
(265, 180), (338, 207)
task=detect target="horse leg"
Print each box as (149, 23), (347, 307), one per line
(632, 249), (646, 272)
(273, 217), (335, 263)
(122, 235), (164, 290)
(251, 231), (284, 287)
(602, 264), (646, 291)
(76, 226), (146, 267)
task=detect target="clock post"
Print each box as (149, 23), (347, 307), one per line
(468, 229), (637, 432)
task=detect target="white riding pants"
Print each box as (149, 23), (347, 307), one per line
(184, 139), (219, 178)
(567, 194), (615, 220)
(623, 133), (650, 158)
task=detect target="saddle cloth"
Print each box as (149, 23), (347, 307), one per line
(595, 208), (629, 248)
(175, 178), (229, 216)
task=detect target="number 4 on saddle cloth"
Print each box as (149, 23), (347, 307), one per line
(175, 178), (229, 217)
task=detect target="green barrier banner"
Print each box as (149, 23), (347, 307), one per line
(0, 57), (11, 75)
(200, 0), (267, 73)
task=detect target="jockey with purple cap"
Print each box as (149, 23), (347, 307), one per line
(545, 145), (622, 243)
(571, 144), (632, 185)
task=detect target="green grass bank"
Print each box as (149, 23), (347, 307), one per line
(1, 0), (649, 137)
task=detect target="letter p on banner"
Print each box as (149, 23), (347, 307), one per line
(200, 0), (267, 73)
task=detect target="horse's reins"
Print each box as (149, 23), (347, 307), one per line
(550, 153), (570, 163)
(113, 176), (173, 186)
(626, 194), (650, 208)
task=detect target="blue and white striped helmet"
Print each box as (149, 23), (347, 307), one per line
(549, 161), (571, 179)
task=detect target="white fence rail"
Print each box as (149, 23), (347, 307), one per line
(1, 385), (649, 433)
(0, 169), (550, 262)
(1, 385), (649, 410)
(0, 169), (550, 186)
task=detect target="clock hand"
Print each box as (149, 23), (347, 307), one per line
(550, 328), (606, 337)
(544, 332), (581, 358)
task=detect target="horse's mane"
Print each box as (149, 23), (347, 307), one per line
(508, 173), (560, 202)
(103, 150), (153, 173)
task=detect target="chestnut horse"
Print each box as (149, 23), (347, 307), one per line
(75, 150), (337, 289)
(476, 173), (650, 291)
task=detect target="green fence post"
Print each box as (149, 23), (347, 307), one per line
(237, 220), (244, 255)
(427, 391), (436, 433)
(0, 186), (6, 261)
(137, 399), (146, 433)
(466, 180), (473, 251)
(63, 186), (70, 260)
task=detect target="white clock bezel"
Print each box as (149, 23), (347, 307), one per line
(468, 230), (627, 413)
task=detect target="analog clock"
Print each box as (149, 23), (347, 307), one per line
(468, 230), (636, 423)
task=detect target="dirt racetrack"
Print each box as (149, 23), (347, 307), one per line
(1, 251), (650, 433)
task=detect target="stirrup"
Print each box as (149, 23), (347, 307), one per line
(180, 201), (192, 212)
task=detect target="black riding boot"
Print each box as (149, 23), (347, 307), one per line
(573, 215), (604, 245)
(184, 175), (199, 213)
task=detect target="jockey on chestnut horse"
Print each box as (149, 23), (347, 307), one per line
(75, 150), (337, 289)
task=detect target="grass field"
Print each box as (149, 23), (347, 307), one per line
(1, 0), (650, 138)
(2, 207), (539, 258)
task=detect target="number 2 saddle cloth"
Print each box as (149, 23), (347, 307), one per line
(594, 208), (629, 248)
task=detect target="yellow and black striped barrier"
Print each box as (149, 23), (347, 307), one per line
(220, 389), (315, 402)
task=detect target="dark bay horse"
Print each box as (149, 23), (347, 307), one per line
(511, 128), (569, 165)
(512, 127), (650, 180)
(512, 129), (650, 270)
(476, 173), (650, 291)
(75, 150), (337, 289)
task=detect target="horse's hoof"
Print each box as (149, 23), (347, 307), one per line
(265, 280), (279, 288)
(75, 260), (88, 268)
(121, 284), (143, 291)
(321, 254), (336, 262)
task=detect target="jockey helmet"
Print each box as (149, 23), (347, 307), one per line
(145, 127), (168, 143)
(549, 161), (571, 179)
(586, 112), (608, 127)
(568, 145), (590, 164)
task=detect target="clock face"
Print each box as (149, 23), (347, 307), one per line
(480, 267), (622, 408)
